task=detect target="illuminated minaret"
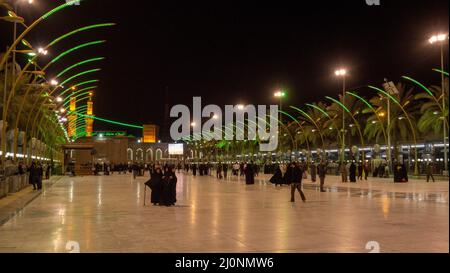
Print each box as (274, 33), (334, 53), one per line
(68, 93), (77, 138)
(85, 92), (94, 137)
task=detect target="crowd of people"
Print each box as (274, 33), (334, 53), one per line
(183, 161), (258, 184)
(0, 161), (53, 191)
(69, 158), (425, 206)
(145, 165), (178, 206)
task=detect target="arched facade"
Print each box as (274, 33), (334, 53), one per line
(156, 149), (163, 161)
(145, 148), (153, 162)
(136, 149), (144, 162)
(127, 148), (133, 162)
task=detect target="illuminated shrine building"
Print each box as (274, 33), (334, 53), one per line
(65, 125), (187, 168)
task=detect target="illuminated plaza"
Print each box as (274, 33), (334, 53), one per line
(0, 173), (448, 253)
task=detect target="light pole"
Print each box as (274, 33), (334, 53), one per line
(11, 0), (35, 94)
(274, 90), (286, 123)
(429, 33), (449, 175)
(335, 68), (347, 163)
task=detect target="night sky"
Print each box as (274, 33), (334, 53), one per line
(1, 0), (448, 138)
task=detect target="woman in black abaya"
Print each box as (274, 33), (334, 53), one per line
(161, 167), (178, 206)
(148, 167), (163, 205)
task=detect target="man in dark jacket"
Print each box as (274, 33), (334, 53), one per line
(29, 162), (38, 190)
(36, 163), (43, 190)
(317, 160), (327, 193)
(426, 162), (435, 182)
(223, 163), (228, 179)
(287, 162), (306, 203)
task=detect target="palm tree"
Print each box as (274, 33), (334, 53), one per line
(326, 95), (366, 160)
(415, 78), (449, 137)
(366, 83), (420, 168)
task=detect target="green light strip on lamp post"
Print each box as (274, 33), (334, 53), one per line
(346, 92), (374, 110)
(48, 23), (114, 46)
(63, 86), (97, 102)
(325, 96), (351, 113)
(64, 86), (98, 102)
(279, 110), (301, 125)
(367, 86), (400, 105)
(72, 112), (144, 129)
(401, 76), (434, 97)
(306, 103), (330, 118)
(60, 69), (101, 87)
(433, 68), (449, 76)
(73, 96), (92, 106)
(290, 106), (315, 121)
(59, 80), (99, 97)
(57, 57), (105, 79)
(50, 40), (106, 65)
(63, 90), (96, 107)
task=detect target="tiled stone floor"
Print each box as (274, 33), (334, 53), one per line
(0, 173), (448, 253)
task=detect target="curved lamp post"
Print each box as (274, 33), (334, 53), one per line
(306, 103), (343, 148)
(280, 110), (312, 163)
(368, 85), (419, 176)
(346, 91), (388, 145)
(9, 26), (111, 159)
(290, 106), (325, 152)
(325, 96), (365, 161)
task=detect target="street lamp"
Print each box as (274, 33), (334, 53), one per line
(10, 0), (35, 90)
(37, 47), (48, 55)
(335, 68), (347, 163)
(274, 90), (286, 123)
(429, 33), (449, 175)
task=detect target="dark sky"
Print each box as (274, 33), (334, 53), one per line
(1, 0), (448, 138)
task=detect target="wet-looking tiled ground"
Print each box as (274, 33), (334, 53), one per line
(0, 173), (448, 253)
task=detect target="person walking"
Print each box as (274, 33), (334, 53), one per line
(286, 162), (306, 203)
(244, 162), (255, 185)
(223, 163), (228, 179)
(426, 162), (435, 183)
(310, 162), (317, 182)
(192, 163), (197, 176)
(349, 161), (357, 183)
(357, 163), (363, 180)
(379, 163), (385, 178)
(269, 163), (286, 187)
(36, 163), (44, 190)
(340, 162), (348, 183)
(216, 162), (223, 179)
(132, 162), (139, 179)
(317, 160), (327, 192)
(363, 162), (370, 181)
(29, 162), (38, 190)
(233, 162), (239, 176)
(45, 164), (51, 180)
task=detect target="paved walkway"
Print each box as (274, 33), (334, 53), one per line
(0, 173), (447, 253)
(0, 177), (62, 226)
